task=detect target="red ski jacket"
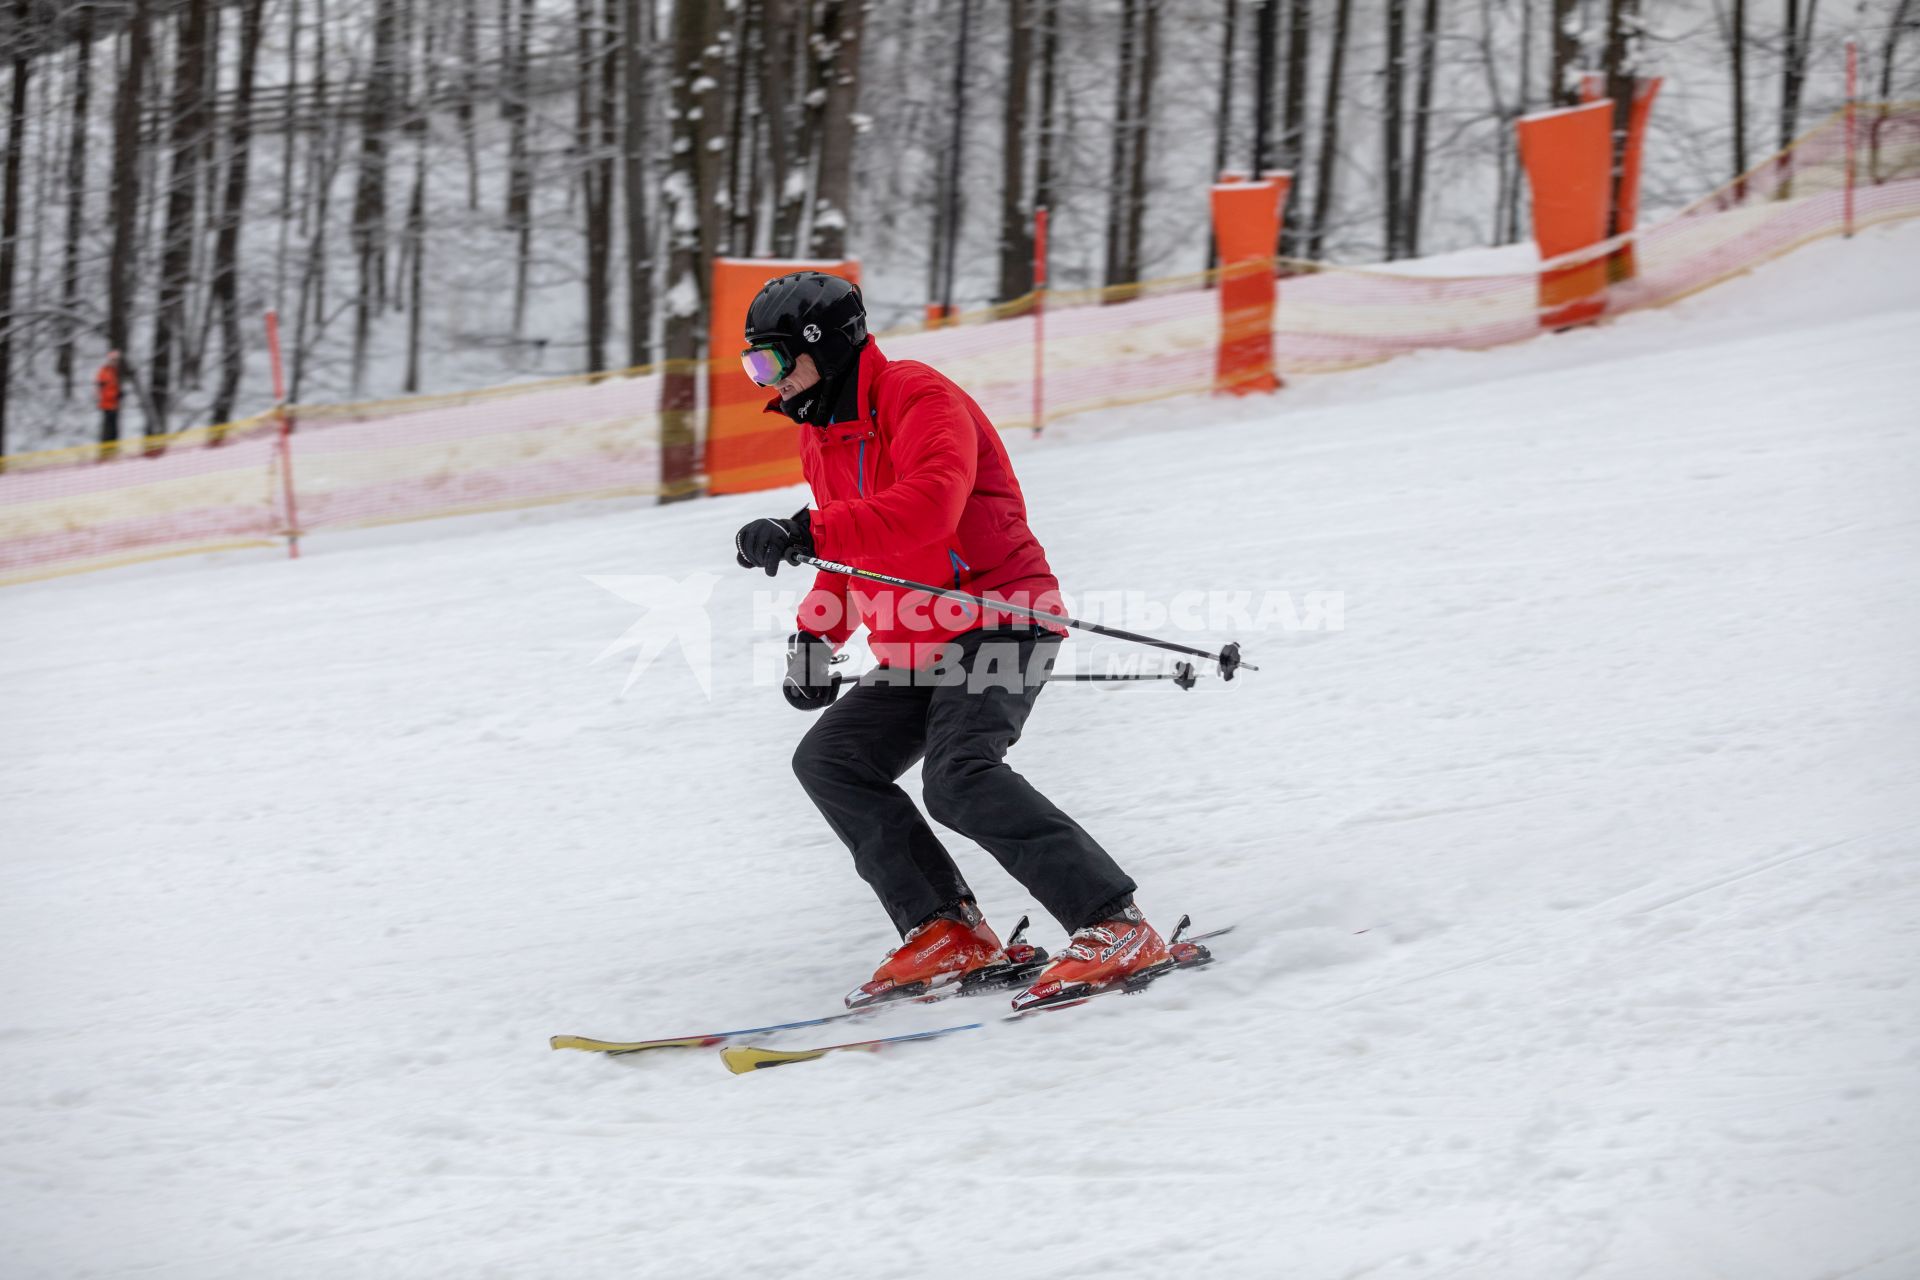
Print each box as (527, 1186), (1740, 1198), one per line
(783, 340), (1064, 669)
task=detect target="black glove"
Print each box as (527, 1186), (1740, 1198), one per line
(734, 508), (813, 577)
(783, 631), (840, 712)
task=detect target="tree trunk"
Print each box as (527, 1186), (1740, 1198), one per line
(459, 0), (479, 210)
(1881, 0), (1914, 100)
(723, 0), (753, 257)
(1278, 0), (1310, 256)
(1104, 0), (1136, 288)
(57, 5), (94, 402)
(274, 0), (299, 314)
(1250, 0), (1276, 173)
(1779, 0), (1820, 151)
(693, 0), (730, 285)
(148, 0), (210, 440)
(1731, 0), (1747, 182)
(1033, 0), (1059, 215)
(182, 0), (223, 388)
(292, 0), (335, 401)
(762, 0), (807, 257)
(350, 0), (397, 395)
(211, 0), (266, 427)
(623, 0), (653, 366)
(662, 0), (722, 502)
(1382, 0), (1407, 259)
(1602, 0), (1641, 237)
(995, 0), (1033, 303)
(938, 0), (973, 313)
(1551, 0), (1580, 107)
(1304, 0), (1350, 259)
(809, 0), (863, 259)
(506, 0), (533, 339)
(1121, 0), (1158, 284)
(1405, 0), (1440, 256)
(0, 0), (29, 458)
(402, 0), (433, 392)
(578, 0), (611, 371)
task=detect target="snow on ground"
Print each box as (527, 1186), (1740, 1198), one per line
(3, 222), (1919, 1279)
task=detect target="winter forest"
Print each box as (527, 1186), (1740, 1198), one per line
(0, 0), (1914, 458)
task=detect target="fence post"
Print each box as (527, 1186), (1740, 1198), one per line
(265, 309), (301, 559)
(1845, 39), (1858, 238)
(1032, 205), (1048, 437)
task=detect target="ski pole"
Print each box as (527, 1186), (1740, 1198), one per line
(793, 553), (1256, 680)
(830, 660), (1205, 693)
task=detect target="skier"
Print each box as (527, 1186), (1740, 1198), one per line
(733, 271), (1176, 1012)
(96, 350), (123, 444)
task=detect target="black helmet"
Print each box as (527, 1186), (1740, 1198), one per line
(741, 271), (868, 384)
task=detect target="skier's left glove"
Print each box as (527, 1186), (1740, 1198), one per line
(734, 508), (813, 577)
(783, 631), (840, 712)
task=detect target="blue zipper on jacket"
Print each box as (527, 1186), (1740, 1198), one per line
(856, 437), (866, 495)
(948, 548), (970, 587)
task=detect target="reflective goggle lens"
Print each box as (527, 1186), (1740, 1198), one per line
(741, 345), (792, 386)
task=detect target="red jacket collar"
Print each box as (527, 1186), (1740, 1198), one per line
(763, 340), (888, 443)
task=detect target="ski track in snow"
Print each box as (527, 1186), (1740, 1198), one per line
(3, 223), (1919, 1278)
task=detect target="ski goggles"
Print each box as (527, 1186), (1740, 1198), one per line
(740, 342), (795, 387)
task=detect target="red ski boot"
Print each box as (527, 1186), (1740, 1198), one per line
(1010, 905), (1176, 1011)
(847, 902), (1030, 1009)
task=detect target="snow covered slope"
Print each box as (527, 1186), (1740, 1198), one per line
(4, 222), (1919, 1279)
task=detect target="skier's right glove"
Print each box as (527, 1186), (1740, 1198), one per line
(735, 508), (813, 577)
(783, 631), (840, 712)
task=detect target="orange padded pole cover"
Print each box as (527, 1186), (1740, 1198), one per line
(707, 257), (860, 495)
(1517, 101), (1613, 329)
(1210, 174), (1288, 394)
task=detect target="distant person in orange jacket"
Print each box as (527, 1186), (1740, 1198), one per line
(96, 350), (122, 443)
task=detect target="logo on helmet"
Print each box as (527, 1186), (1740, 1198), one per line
(802, 323), (822, 343)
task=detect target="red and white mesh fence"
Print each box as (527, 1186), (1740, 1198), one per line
(4, 103), (1917, 586)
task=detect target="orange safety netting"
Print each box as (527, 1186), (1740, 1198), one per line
(4, 103), (1918, 585)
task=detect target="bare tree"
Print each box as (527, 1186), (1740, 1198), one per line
(273, 0), (300, 314)
(1278, 0), (1311, 255)
(458, 0), (479, 210)
(1551, 0), (1580, 107)
(292, 0), (338, 401)
(505, 0), (533, 339)
(1731, 0), (1748, 181)
(724, 0), (754, 256)
(1382, 0), (1408, 259)
(1033, 0), (1059, 215)
(350, 0), (398, 395)
(578, 0), (617, 371)
(402, 0), (433, 392)
(1406, 0), (1442, 255)
(623, 0), (653, 366)
(763, 0), (808, 257)
(1104, 0), (1137, 287)
(1779, 0), (1821, 151)
(810, 0), (864, 258)
(149, 0), (211, 438)
(936, 0), (973, 313)
(0, 0), (30, 456)
(1303, 0), (1351, 258)
(56, 3), (94, 402)
(211, 0), (267, 426)
(662, 0), (723, 501)
(996, 0), (1034, 303)
(1120, 0), (1159, 284)
(1601, 0), (1643, 243)
(1250, 0), (1276, 172)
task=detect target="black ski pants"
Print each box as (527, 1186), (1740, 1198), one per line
(792, 627), (1136, 937)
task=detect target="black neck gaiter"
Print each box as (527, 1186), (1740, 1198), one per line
(777, 348), (863, 428)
